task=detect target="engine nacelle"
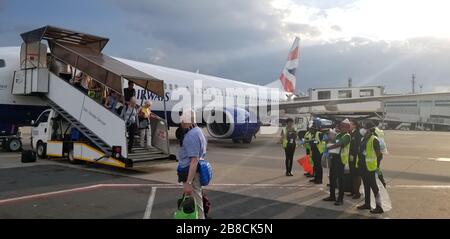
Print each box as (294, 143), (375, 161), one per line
(206, 107), (260, 142)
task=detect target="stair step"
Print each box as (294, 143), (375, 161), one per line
(130, 155), (170, 162)
(130, 149), (163, 154)
(128, 151), (163, 157)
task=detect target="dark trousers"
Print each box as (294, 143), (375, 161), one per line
(127, 124), (137, 151)
(361, 168), (379, 206)
(329, 154), (345, 201)
(349, 155), (362, 195)
(284, 145), (296, 173)
(312, 152), (323, 183)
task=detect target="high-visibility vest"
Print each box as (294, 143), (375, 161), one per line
(356, 135), (378, 172)
(303, 131), (312, 154)
(282, 127), (297, 149)
(314, 131), (325, 154)
(339, 133), (351, 165)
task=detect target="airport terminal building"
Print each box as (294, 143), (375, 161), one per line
(298, 85), (450, 131)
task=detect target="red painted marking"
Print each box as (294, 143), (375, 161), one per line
(288, 47), (299, 61)
(279, 73), (295, 93)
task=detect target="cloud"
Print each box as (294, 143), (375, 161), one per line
(114, 0), (290, 51)
(109, 0), (318, 74)
(298, 37), (450, 93)
(292, 0), (357, 9)
(331, 25), (342, 32)
(286, 23), (321, 38)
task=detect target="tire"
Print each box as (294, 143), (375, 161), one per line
(242, 137), (253, 144)
(8, 138), (22, 152)
(36, 141), (47, 159)
(68, 148), (80, 164)
(232, 139), (241, 144)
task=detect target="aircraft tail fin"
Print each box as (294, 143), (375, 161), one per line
(265, 37), (300, 95)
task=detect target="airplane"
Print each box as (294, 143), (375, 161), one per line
(2, 35), (450, 148)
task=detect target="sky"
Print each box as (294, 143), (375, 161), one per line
(1, 0), (450, 94)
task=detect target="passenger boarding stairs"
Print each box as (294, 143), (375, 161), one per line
(46, 99), (112, 156)
(12, 61), (172, 166)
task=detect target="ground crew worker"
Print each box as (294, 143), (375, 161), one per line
(324, 119), (351, 205)
(349, 119), (362, 199)
(308, 118), (325, 184)
(302, 127), (314, 178)
(280, 118), (297, 176)
(356, 121), (384, 214)
(374, 125), (387, 188)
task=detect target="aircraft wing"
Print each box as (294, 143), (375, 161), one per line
(276, 91), (450, 110)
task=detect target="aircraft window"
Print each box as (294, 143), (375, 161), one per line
(360, 89), (374, 97)
(0, 59), (5, 68)
(318, 91), (331, 100)
(338, 90), (352, 99)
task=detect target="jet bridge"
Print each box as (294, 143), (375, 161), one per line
(12, 26), (174, 168)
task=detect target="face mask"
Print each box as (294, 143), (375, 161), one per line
(359, 128), (367, 136)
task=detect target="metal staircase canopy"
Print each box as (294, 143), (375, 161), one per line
(20, 26), (165, 97)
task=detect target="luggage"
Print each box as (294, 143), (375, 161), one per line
(343, 172), (352, 193)
(174, 195), (199, 219)
(21, 150), (36, 163)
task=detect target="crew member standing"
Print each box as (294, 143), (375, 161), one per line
(309, 119), (325, 184)
(356, 122), (384, 214)
(324, 119), (351, 205)
(280, 118), (297, 176)
(349, 119), (362, 199)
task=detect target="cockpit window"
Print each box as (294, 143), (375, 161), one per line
(0, 59), (5, 68)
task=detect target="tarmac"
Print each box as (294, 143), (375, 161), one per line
(1, 129), (450, 219)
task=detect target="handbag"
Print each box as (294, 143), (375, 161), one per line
(174, 195), (199, 219)
(139, 118), (149, 129)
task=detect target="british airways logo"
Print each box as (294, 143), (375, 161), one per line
(136, 89), (170, 102)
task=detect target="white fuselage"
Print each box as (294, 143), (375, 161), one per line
(0, 47), (286, 125)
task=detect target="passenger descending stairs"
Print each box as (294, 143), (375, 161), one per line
(46, 99), (113, 156)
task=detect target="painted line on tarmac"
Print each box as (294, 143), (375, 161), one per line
(0, 183), (319, 206)
(428, 157), (450, 162)
(389, 185), (450, 189)
(0, 185), (102, 205)
(143, 187), (157, 219)
(4, 183), (445, 207)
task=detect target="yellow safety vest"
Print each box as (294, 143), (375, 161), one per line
(339, 133), (351, 165)
(282, 127), (297, 149)
(303, 131), (312, 154)
(356, 135), (378, 172)
(314, 131), (325, 154)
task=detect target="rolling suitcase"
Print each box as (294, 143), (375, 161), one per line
(21, 150), (36, 163)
